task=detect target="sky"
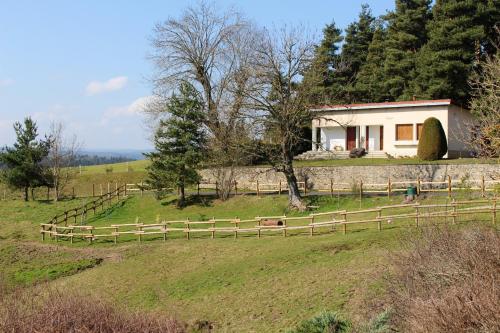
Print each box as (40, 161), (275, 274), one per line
(0, 0), (394, 150)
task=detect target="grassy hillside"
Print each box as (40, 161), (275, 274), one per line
(2, 185), (493, 331)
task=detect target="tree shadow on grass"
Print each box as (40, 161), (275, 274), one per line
(160, 195), (216, 210)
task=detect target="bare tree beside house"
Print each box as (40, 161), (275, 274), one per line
(46, 122), (80, 201)
(467, 52), (500, 159)
(245, 26), (317, 210)
(148, 1), (259, 200)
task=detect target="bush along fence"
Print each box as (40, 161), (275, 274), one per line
(46, 185), (127, 227)
(40, 198), (498, 244)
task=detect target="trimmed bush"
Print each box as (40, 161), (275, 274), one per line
(417, 117), (447, 160)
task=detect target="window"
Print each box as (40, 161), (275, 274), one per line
(417, 123), (424, 140)
(396, 124), (413, 141)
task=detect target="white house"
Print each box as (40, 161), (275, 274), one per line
(301, 99), (474, 159)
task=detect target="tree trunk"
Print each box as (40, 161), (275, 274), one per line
(282, 155), (306, 211)
(31, 188), (35, 201)
(24, 187), (29, 202)
(177, 185), (186, 208)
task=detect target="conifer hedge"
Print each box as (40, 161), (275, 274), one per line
(417, 117), (447, 160)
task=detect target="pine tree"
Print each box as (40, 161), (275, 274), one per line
(352, 23), (389, 102)
(144, 82), (206, 207)
(302, 22), (343, 105)
(333, 4), (375, 103)
(0, 117), (51, 201)
(383, 0), (432, 101)
(412, 0), (499, 105)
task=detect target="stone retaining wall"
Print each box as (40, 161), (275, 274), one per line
(200, 164), (499, 189)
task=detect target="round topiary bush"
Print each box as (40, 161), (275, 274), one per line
(417, 117), (448, 160)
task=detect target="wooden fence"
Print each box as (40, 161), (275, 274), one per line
(40, 198), (498, 244)
(3, 175), (498, 201)
(47, 185), (127, 226)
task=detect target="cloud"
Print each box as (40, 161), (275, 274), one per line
(0, 78), (13, 87)
(100, 96), (154, 125)
(85, 76), (128, 95)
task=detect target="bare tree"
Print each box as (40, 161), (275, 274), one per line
(46, 122), (80, 201)
(245, 26), (316, 210)
(468, 52), (500, 158)
(148, 1), (259, 200)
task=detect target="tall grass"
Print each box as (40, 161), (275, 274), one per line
(388, 224), (500, 332)
(0, 280), (185, 333)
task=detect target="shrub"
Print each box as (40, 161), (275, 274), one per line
(417, 117), (447, 160)
(0, 284), (185, 333)
(288, 311), (351, 333)
(388, 225), (500, 332)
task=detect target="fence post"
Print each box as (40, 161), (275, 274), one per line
(417, 176), (421, 195)
(377, 209), (382, 231)
(124, 184), (127, 196)
(415, 206), (420, 228)
(388, 178), (391, 198)
(452, 199), (457, 225)
(92, 184), (95, 197)
(186, 218), (190, 240)
(278, 181), (281, 195)
(341, 212), (347, 235)
(197, 182), (200, 196)
(72, 187), (75, 199)
(448, 175), (452, 198)
(330, 179), (333, 198)
(492, 200), (497, 225)
(481, 175), (485, 197)
(100, 184), (103, 196)
(234, 181), (238, 195)
(215, 181), (218, 197)
(359, 180), (363, 200)
(309, 215), (314, 236)
(256, 180), (260, 196)
(141, 182), (144, 197)
(304, 179), (308, 196)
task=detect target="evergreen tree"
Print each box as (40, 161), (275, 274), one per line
(412, 0), (499, 105)
(352, 23), (389, 102)
(335, 4), (375, 102)
(0, 117), (51, 201)
(144, 82), (205, 207)
(383, 0), (432, 101)
(417, 117), (448, 160)
(302, 22), (343, 105)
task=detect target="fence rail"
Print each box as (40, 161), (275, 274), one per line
(41, 198), (498, 244)
(48, 185), (127, 226)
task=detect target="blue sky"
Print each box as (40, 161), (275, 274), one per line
(0, 0), (394, 150)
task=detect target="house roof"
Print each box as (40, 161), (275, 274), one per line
(310, 99), (455, 112)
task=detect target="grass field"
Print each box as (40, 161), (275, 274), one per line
(2, 185), (495, 331)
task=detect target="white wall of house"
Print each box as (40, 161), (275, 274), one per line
(368, 125), (380, 151)
(311, 101), (473, 158)
(321, 127), (345, 150)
